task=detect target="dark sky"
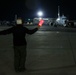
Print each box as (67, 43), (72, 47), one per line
(0, 0), (76, 20)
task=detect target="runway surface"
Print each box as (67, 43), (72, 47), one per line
(0, 26), (76, 75)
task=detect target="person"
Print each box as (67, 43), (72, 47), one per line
(0, 18), (41, 72)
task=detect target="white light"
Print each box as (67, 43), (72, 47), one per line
(56, 18), (60, 21)
(37, 11), (43, 17)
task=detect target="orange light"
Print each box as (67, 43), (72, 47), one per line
(38, 19), (44, 26)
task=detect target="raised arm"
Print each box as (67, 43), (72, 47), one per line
(25, 26), (40, 34)
(25, 27), (39, 34)
(0, 27), (13, 35)
(25, 19), (44, 34)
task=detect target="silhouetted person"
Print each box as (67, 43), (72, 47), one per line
(0, 18), (41, 72)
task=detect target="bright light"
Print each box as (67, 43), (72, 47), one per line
(38, 19), (44, 26)
(37, 11), (43, 17)
(56, 18), (60, 21)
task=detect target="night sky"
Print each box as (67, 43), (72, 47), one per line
(0, 0), (76, 21)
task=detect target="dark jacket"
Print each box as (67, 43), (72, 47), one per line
(0, 25), (38, 46)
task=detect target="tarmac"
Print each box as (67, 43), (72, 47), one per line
(0, 26), (76, 75)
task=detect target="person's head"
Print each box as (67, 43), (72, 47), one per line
(16, 18), (23, 25)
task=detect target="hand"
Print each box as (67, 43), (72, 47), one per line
(37, 25), (40, 29)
